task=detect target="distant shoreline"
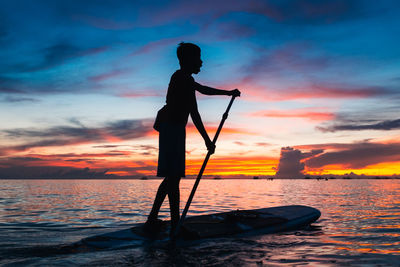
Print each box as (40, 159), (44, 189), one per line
(0, 177), (398, 180)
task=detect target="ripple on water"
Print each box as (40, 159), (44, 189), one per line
(0, 179), (399, 266)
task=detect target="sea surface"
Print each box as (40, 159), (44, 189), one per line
(0, 179), (399, 266)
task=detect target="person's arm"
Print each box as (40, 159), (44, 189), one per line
(195, 82), (240, 97)
(190, 107), (215, 154)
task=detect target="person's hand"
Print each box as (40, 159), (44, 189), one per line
(230, 89), (241, 97)
(205, 139), (215, 154)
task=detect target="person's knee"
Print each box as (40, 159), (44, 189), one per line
(158, 178), (168, 191)
(166, 176), (180, 192)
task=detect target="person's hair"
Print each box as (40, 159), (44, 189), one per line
(177, 42), (200, 67)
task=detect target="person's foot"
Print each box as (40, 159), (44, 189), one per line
(143, 218), (165, 233)
(169, 226), (177, 239)
(169, 221), (181, 239)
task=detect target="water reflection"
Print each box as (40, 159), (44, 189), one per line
(0, 179), (399, 264)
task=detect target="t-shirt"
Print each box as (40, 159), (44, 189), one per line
(165, 70), (197, 125)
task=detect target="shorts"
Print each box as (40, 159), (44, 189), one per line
(157, 122), (186, 177)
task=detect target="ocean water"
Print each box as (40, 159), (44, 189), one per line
(0, 179), (399, 266)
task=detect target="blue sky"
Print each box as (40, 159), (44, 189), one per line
(1, 0), (400, 178)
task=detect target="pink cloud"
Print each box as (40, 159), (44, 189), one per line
(231, 81), (386, 102)
(129, 37), (182, 56)
(89, 70), (127, 82)
(305, 141), (400, 169)
(143, 1), (247, 26)
(276, 85), (384, 100)
(139, 0), (356, 26)
(292, 140), (400, 170)
(249, 107), (336, 121)
(71, 0), (359, 34)
(217, 42), (389, 102)
(246, 43), (331, 75)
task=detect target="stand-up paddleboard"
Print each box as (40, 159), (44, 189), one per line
(76, 205), (320, 250)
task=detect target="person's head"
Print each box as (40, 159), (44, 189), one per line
(177, 42), (202, 74)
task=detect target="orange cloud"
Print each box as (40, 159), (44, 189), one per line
(221, 78), (387, 102)
(248, 84), (384, 101)
(147, 124), (255, 137)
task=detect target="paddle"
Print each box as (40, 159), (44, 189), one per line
(173, 95), (237, 238)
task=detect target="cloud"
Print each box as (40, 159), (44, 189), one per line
(225, 43), (394, 102)
(72, 14), (136, 30)
(63, 0), (364, 32)
(199, 20), (255, 41)
(0, 76), (27, 94)
(0, 147), (160, 177)
(1, 119), (153, 153)
(8, 156), (44, 162)
(117, 91), (163, 98)
(185, 124), (255, 136)
(257, 0), (362, 24)
(249, 107), (335, 121)
(317, 118), (400, 132)
(295, 142), (361, 150)
(0, 73), (93, 96)
(255, 142), (271, 147)
(238, 82), (390, 102)
(1, 96), (39, 103)
(129, 37), (182, 56)
(144, 0), (361, 26)
(68, 117), (85, 127)
(275, 146), (323, 178)
(17, 42), (108, 72)
(0, 152), (131, 168)
(234, 141), (245, 146)
(134, 145), (158, 156)
(4, 119), (150, 139)
(63, 0), (361, 38)
(92, 144), (130, 148)
(243, 43), (333, 78)
(0, 166), (115, 179)
(305, 141), (400, 169)
(89, 69), (127, 82)
(0, 43), (110, 97)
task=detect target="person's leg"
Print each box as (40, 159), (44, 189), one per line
(147, 177), (169, 222)
(167, 176), (181, 233)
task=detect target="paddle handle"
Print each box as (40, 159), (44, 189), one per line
(173, 95), (236, 238)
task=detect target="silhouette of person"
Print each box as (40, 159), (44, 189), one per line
(144, 42), (240, 236)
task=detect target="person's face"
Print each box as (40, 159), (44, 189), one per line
(190, 52), (202, 74)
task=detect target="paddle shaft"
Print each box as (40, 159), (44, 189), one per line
(173, 95), (236, 238)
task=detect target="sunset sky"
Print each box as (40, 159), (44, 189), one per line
(1, 0), (399, 178)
